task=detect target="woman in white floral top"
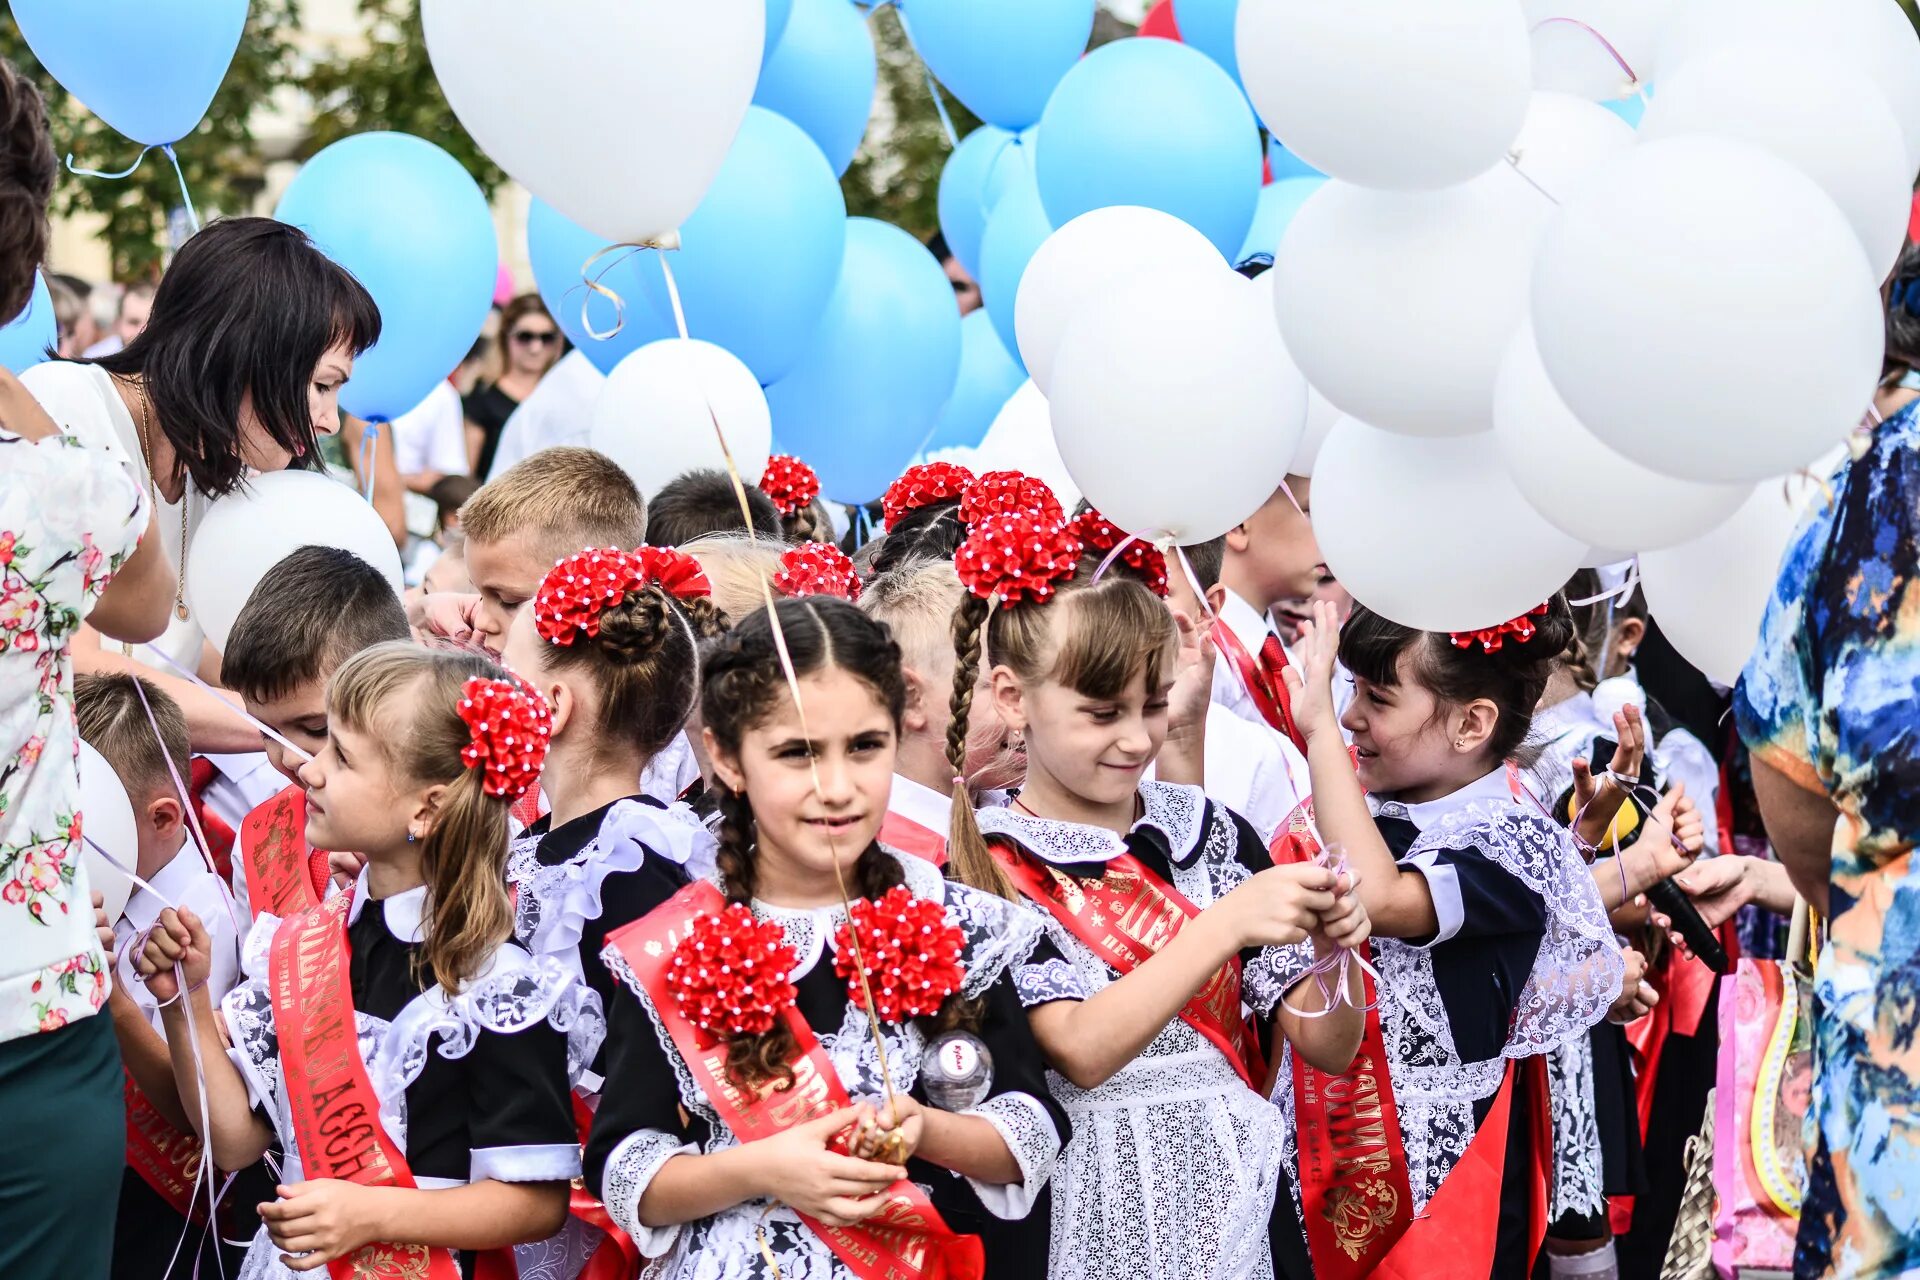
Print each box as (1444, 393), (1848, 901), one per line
(0, 55), (177, 1280)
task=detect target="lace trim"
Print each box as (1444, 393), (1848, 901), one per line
(1014, 956), (1087, 1007)
(1241, 941), (1315, 1018)
(509, 800), (715, 963)
(971, 783), (1209, 870)
(1547, 1035), (1607, 1219)
(600, 1127), (697, 1256)
(961, 1092), (1061, 1220)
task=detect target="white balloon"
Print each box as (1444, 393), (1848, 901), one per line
(1640, 466), (1837, 686)
(422, 0), (762, 245)
(1052, 269), (1304, 543)
(1656, 0), (1920, 172)
(1015, 207), (1226, 396)
(1524, 0), (1674, 100)
(1639, 43), (1911, 278)
(1507, 91), (1638, 202)
(590, 339), (772, 498)
(1313, 417), (1589, 631)
(1274, 164), (1549, 437)
(969, 380), (1082, 509)
(1247, 271), (1341, 475)
(1236, 0), (1533, 190)
(1532, 136), (1883, 484)
(187, 472), (405, 652)
(77, 741), (137, 924)
(1493, 322), (1749, 551)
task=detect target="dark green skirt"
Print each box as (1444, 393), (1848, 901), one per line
(0, 1012), (124, 1280)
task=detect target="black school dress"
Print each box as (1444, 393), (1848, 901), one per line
(583, 847), (1069, 1280)
(220, 873), (602, 1279)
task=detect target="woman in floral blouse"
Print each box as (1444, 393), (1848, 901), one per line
(0, 56), (177, 1280)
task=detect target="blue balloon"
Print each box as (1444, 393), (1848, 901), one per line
(276, 133), (497, 422)
(1605, 92), (1649, 128)
(926, 309), (1026, 453)
(1267, 134), (1325, 182)
(977, 167), (1054, 374)
(1237, 176), (1327, 263)
(1035, 38), (1261, 259)
(766, 219), (963, 503)
(1170, 0), (1242, 88)
(754, 0), (877, 176)
(937, 125), (1034, 280)
(0, 275), (56, 375)
(529, 108), (847, 383)
(765, 0), (795, 60)
(13, 0), (247, 147)
(902, 0), (1094, 130)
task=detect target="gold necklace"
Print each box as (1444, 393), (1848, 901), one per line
(132, 377), (190, 622)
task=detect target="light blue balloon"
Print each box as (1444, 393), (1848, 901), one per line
(753, 0), (877, 176)
(926, 309), (1026, 453)
(13, 0), (247, 147)
(1035, 38), (1261, 259)
(1267, 134), (1325, 182)
(276, 133), (497, 422)
(1605, 92), (1649, 128)
(901, 0), (1094, 130)
(1237, 176), (1327, 263)
(937, 125), (1033, 280)
(1170, 0), (1242, 89)
(766, 219), (963, 503)
(0, 275), (56, 375)
(765, 0), (795, 60)
(529, 108), (847, 384)
(977, 167), (1054, 374)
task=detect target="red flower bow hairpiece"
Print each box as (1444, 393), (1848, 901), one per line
(882, 461), (975, 531)
(1071, 509), (1170, 597)
(954, 510), (1083, 606)
(1449, 603), (1551, 654)
(832, 886), (966, 1024)
(959, 469), (1065, 528)
(533, 546), (713, 646)
(665, 904), (799, 1041)
(774, 542), (862, 602)
(456, 676), (553, 800)
(758, 455), (820, 518)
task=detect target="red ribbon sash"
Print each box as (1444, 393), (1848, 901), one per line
(124, 1069), (207, 1222)
(988, 840), (1267, 1090)
(568, 1095), (642, 1280)
(239, 784), (332, 919)
(608, 882), (983, 1280)
(879, 810), (948, 868)
(1211, 619), (1308, 756)
(271, 894), (462, 1280)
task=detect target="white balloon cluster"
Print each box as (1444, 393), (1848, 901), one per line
(1229, 0), (1911, 681)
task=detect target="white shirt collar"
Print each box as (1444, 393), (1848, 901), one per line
(346, 866), (428, 943)
(120, 842), (202, 934)
(1375, 767), (1515, 831)
(975, 782), (1208, 868)
(1218, 588), (1274, 656)
(888, 774), (953, 835)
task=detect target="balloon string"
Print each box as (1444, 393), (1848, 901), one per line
(160, 145), (202, 237)
(1568, 559), (1641, 609)
(67, 147), (153, 181)
(1278, 842), (1379, 1019)
(131, 674), (247, 941)
(358, 419), (383, 505)
(576, 235), (681, 343)
(136, 642), (316, 764)
(1528, 16), (1642, 88)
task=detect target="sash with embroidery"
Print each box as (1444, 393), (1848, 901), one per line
(1211, 619), (1308, 755)
(124, 1069), (207, 1222)
(240, 784), (332, 919)
(607, 881), (985, 1280)
(271, 894), (462, 1280)
(987, 838), (1267, 1090)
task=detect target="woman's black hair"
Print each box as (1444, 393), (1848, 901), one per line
(89, 216), (382, 498)
(0, 58), (53, 324)
(1885, 240), (1920, 384)
(1339, 596), (1577, 764)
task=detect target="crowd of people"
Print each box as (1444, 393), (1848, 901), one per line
(0, 39), (1908, 1280)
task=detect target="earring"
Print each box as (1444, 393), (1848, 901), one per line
(406, 830), (418, 844)
(1008, 730), (1025, 751)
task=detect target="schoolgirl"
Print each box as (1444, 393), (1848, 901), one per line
(584, 598), (1067, 1280)
(137, 643), (600, 1279)
(941, 507), (1369, 1280)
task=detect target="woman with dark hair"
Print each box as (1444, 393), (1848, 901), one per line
(465, 294), (561, 479)
(22, 215), (383, 750)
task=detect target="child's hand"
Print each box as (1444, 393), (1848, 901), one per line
(1639, 785), (1703, 884)
(1221, 863), (1338, 949)
(1607, 947), (1658, 1024)
(406, 591), (480, 646)
(1571, 704), (1646, 851)
(1311, 873), (1371, 955)
(327, 849), (366, 889)
(136, 906), (212, 1004)
(260, 1180), (386, 1270)
(753, 1106), (905, 1227)
(850, 1096), (925, 1166)
(1279, 600), (1344, 743)
(1166, 607), (1217, 746)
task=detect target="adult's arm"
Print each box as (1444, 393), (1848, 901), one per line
(1750, 756), (1837, 915)
(73, 628), (260, 753)
(339, 418), (407, 548)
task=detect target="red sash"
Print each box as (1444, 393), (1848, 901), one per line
(987, 838), (1267, 1090)
(879, 810), (948, 868)
(271, 894), (463, 1280)
(124, 1069), (207, 1222)
(239, 784), (333, 919)
(1211, 619), (1308, 755)
(568, 1095), (642, 1280)
(608, 882), (983, 1280)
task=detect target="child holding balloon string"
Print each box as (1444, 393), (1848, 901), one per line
(940, 505), (1370, 1280)
(583, 597), (1066, 1280)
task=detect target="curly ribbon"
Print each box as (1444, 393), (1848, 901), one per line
(574, 234), (682, 343)
(1279, 841), (1381, 1019)
(66, 144), (202, 237)
(1527, 16), (1642, 90)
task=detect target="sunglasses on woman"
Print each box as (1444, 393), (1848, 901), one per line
(510, 329), (559, 347)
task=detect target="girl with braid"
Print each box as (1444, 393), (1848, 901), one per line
(584, 598), (1067, 1280)
(939, 499), (1370, 1280)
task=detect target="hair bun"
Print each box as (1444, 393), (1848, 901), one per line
(595, 587), (677, 663)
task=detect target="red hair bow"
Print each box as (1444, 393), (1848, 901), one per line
(833, 886), (966, 1023)
(883, 461), (975, 531)
(774, 543), (862, 602)
(1450, 603), (1550, 654)
(758, 454), (820, 518)
(456, 676), (553, 801)
(959, 470), (1064, 528)
(1071, 509), (1170, 597)
(533, 546), (712, 646)
(954, 511), (1083, 606)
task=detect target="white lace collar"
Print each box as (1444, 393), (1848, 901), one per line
(974, 781), (1207, 867)
(1370, 767), (1518, 831)
(734, 849), (948, 978)
(346, 868), (427, 943)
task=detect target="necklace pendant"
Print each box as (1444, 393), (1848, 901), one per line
(175, 602), (191, 622)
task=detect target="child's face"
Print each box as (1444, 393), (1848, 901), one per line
(467, 532), (553, 656)
(297, 711), (415, 858)
(422, 547), (471, 598)
(247, 678), (332, 785)
(1339, 648), (1462, 797)
(905, 643), (1023, 793)
(1000, 662), (1171, 811)
(709, 668), (897, 889)
(1230, 476), (1327, 608)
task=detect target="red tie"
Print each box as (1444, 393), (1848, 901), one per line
(1258, 634), (1308, 755)
(187, 757), (237, 884)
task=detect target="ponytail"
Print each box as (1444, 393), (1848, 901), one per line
(419, 767), (515, 995)
(945, 595), (1019, 901)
